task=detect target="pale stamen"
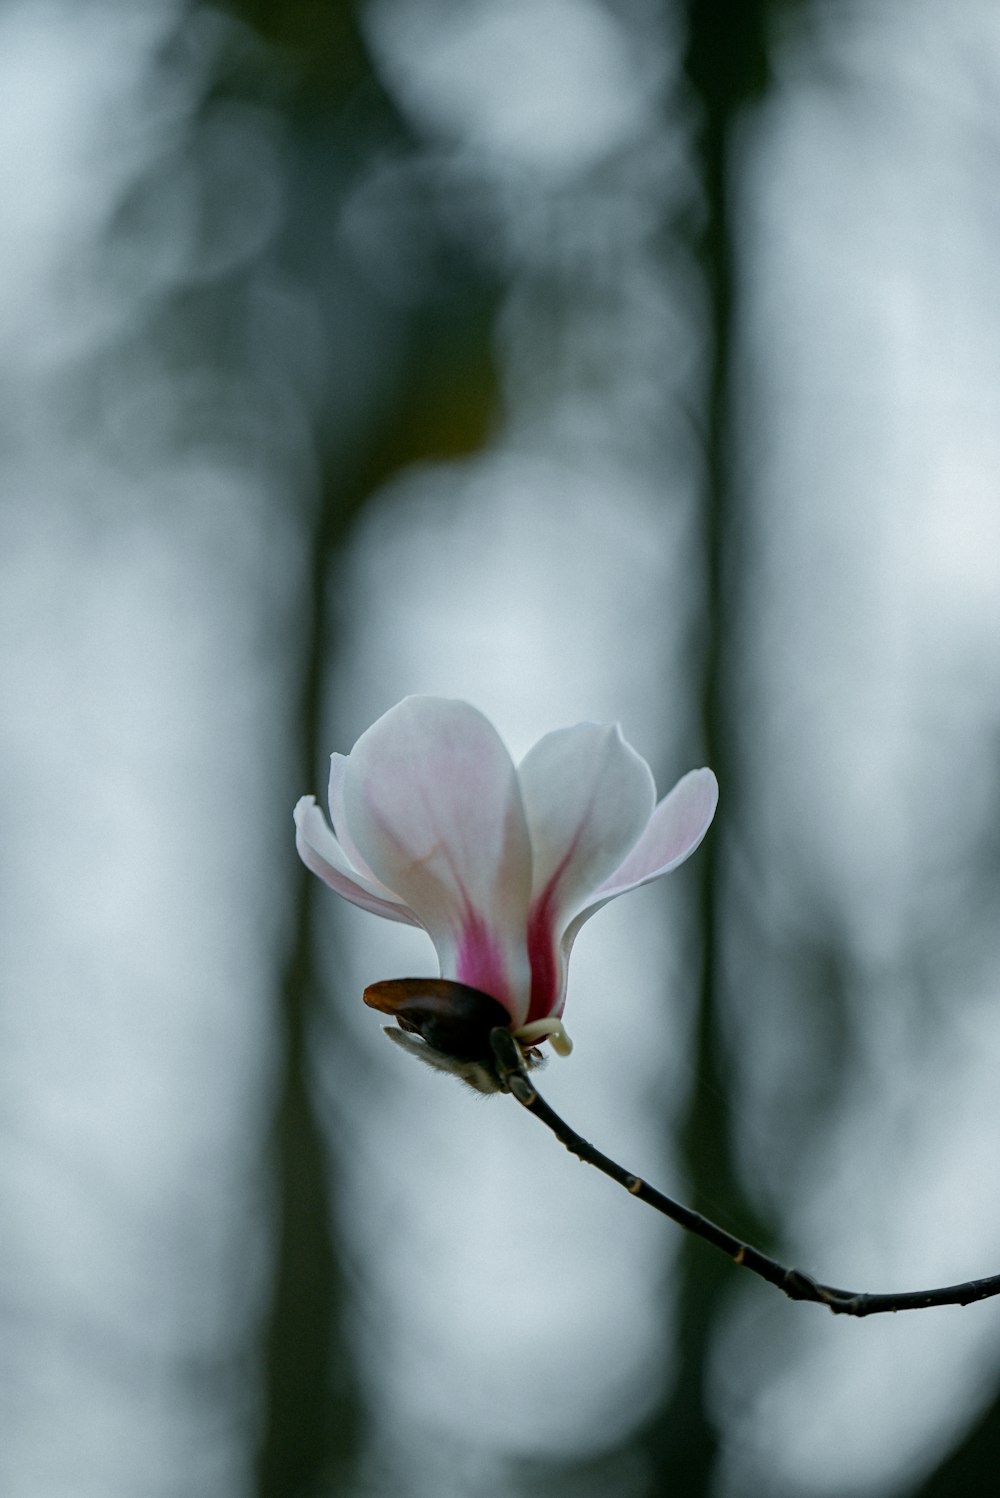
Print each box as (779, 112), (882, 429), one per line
(512, 1017), (574, 1056)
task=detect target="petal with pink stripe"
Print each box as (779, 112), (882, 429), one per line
(517, 722), (656, 1021)
(340, 697), (533, 1022)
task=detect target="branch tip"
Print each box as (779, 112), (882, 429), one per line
(490, 1041), (1000, 1320)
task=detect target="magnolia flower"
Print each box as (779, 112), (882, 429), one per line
(294, 696), (717, 1089)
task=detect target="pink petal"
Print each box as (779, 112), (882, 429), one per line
(328, 752), (401, 901)
(589, 767), (719, 906)
(517, 722), (656, 1022)
(548, 768), (718, 1020)
(340, 697), (533, 1022)
(293, 796), (420, 926)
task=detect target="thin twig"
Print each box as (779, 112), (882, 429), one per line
(489, 1029), (1000, 1318)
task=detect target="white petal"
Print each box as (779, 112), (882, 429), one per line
(588, 766), (719, 907)
(293, 796), (419, 926)
(516, 722), (655, 1020)
(556, 768), (718, 970)
(328, 752), (401, 900)
(341, 697), (533, 1020)
(519, 721), (656, 916)
(545, 769), (717, 1021)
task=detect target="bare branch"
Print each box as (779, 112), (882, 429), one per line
(489, 1029), (1000, 1318)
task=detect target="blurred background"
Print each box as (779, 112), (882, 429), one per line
(4, 0), (1000, 1494)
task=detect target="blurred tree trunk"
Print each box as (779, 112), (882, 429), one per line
(258, 301), (499, 1494)
(238, 10), (398, 1495)
(911, 1389), (1000, 1497)
(513, 7), (793, 1496)
(634, 1), (778, 1490)
(257, 472), (362, 1498)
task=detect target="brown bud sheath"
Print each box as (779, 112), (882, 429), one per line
(363, 977), (512, 1062)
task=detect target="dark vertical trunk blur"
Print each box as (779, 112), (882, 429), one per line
(239, 10), (386, 1495)
(513, 7), (791, 1496)
(634, 1), (773, 1490)
(256, 296), (500, 1489)
(912, 1390), (1000, 1496)
(256, 478), (362, 1498)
